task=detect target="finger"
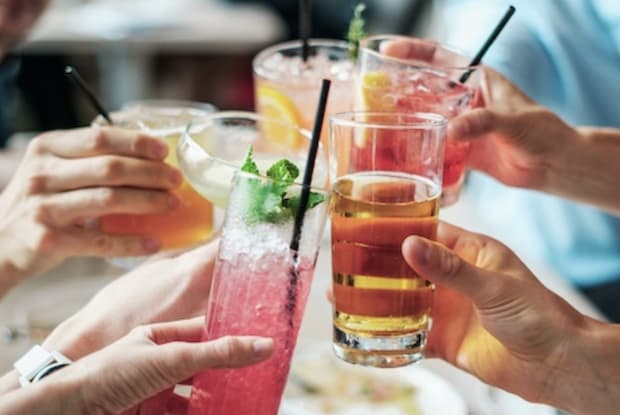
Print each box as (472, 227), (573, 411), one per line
(41, 156), (182, 192)
(154, 336), (274, 383)
(32, 127), (169, 160)
(402, 235), (509, 308)
(447, 109), (508, 142)
(35, 187), (179, 226)
(379, 38), (436, 61)
(147, 317), (205, 345)
(49, 228), (161, 257)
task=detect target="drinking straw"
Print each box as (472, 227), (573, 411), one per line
(289, 78), (330, 254)
(458, 5), (516, 84)
(300, 0), (311, 62)
(64, 65), (114, 125)
(285, 79), (330, 329)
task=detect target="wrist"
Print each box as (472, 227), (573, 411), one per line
(545, 317), (620, 415)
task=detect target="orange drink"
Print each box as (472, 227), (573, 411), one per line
(95, 101), (216, 251)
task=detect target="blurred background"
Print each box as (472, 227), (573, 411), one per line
(8, 0), (436, 143)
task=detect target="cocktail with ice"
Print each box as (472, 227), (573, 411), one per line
(330, 112), (447, 368)
(187, 152), (330, 415)
(93, 100), (216, 251)
(253, 39), (354, 152)
(357, 35), (482, 206)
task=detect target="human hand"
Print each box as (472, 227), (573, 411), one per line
(0, 318), (274, 415)
(0, 0), (50, 58)
(401, 222), (620, 414)
(42, 240), (219, 362)
(0, 127), (182, 295)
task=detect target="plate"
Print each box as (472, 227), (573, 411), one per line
(279, 348), (467, 415)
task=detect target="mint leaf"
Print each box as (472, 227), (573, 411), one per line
(283, 191), (327, 214)
(238, 146), (327, 224)
(240, 145), (259, 175)
(267, 159), (299, 186)
(346, 3), (367, 62)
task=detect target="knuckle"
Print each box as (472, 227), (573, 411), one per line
(27, 135), (47, 155)
(100, 157), (125, 181)
(439, 247), (463, 278)
(26, 173), (49, 194)
(34, 227), (58, 252)
(130, 324), (153, 340)
(88, 128), (109, 152)
(31, 199), (52, 223)
(132, 134), (156, 156)
(98, 188), (123, 207)
(212, 336), (238, 363)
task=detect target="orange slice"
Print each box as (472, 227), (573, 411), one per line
(256, 84), (303, 149)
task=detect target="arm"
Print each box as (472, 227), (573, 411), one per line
(0, 318), (273, 415)
(401, 222), (620, 415)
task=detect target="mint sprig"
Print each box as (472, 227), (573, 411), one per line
(346, 3), (367, 62)
(239, 146), (327, 224)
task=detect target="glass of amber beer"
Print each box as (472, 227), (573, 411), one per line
(329, 111), (447, 368)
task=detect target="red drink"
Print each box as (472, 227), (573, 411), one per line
(188, 254), (314, 415)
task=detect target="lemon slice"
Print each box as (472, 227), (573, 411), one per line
(355, 71), (395, 147)
(256, 84), (303, 149)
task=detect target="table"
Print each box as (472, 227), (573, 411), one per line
(0, 187), (602, 413)
(20, 0), (286, 108)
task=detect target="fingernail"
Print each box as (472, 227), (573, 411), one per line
(409, 237), (433, 265)
(142, 238), (160, 252)
(252, 338), (273, 358)
(168, 195), (180, 209)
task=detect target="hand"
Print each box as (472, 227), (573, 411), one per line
(0, 127), (182, 296)
(0, 318), (274, 415)
(43, 240), (219, 362)
(0, 0), (50, 58)
(401, 222), (620, 414)
(447, 68), (579, 189)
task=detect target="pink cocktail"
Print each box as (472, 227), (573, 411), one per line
(188, 170), (329, 415)
(357, 35), (482, 206)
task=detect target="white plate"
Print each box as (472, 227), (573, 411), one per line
(279, 349), (467, 415)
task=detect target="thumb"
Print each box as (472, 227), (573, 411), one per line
(402, 236), (508, 308)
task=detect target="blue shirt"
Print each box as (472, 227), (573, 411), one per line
(441, 0), (620, 287)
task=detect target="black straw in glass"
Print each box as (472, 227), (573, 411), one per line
(459, 5), (516, 84)
(300, 0), (311, 62)
(64, 65), (113, 125)
(289, 78), (330, 254)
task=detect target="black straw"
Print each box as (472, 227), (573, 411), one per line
(64, 65), (113, 125)
(289, 78), (330, 254)
(458, 5), (515, 84)
(300, 0), (311, 62)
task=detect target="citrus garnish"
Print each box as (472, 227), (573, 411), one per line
(256, 84), (303, 149)
(355, 71), (395, 146)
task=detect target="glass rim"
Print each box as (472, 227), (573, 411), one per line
(121, 99), (217, 114)
(360, 34), (480, 73)
(181, 110), (326, 189)
(253, 38), (351, 81)
(330, 111), (448, 130)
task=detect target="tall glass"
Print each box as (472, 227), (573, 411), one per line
(188, 171), (330, 415)
(330, 112), (447, 368)
(177, 111), (328, 217)
(93, 100), (217, 251)
(357, 35), (482, 206)
(253, 39), (354, 152)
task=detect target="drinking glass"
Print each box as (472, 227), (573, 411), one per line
(330, 111), (447, 368)
(177, 111), (328, 219)
(357, 35), (482, 206)
(253, 39), (354, 152)
(187, 170), (330, 415)
(93, 100), (217, 257)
